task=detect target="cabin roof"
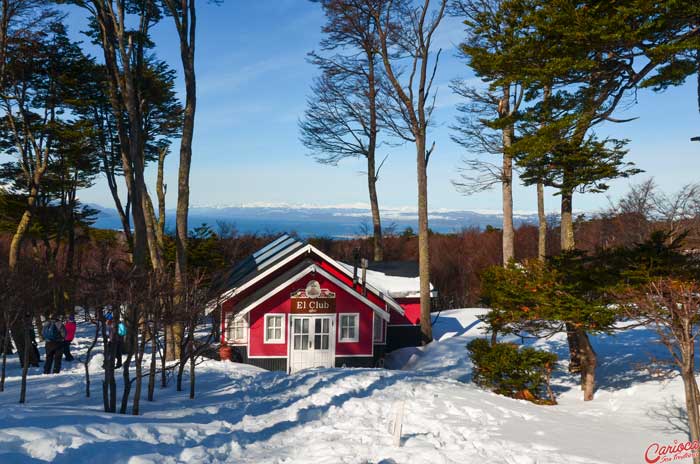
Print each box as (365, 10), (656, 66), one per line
(338, 261), (436, 299)
(367, 261), (419, 278)
(205, 235), (407, 315)
(215, 234), (304, 292)
(230, 259), (391, 321)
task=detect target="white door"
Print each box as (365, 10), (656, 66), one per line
(289, 315), (335, 373)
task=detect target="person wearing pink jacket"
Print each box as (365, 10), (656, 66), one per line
(63, 314), (76, 362)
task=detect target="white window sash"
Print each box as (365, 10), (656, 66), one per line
(338, 313), (359, 343)
(264, 314), (285, 344)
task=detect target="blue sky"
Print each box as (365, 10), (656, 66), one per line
(67, 1), (700, 214)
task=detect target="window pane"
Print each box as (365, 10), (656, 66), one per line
(301, 334), (309, 350)
(302, 318), (309, 331)
(294, 318), (301, 332)
(314, 334), (321, 348)
(373, 316), (382, 342)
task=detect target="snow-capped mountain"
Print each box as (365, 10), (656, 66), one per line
(91, 202), (542, 237)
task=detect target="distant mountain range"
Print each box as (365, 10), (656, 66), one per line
(89, 202), (541, 238)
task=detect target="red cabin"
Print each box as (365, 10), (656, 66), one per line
(207, 235), (434, 372)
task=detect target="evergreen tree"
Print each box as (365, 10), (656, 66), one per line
(451, 0), (528, 265)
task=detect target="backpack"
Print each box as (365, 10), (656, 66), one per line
(42, 322), (60, 342)
(117, 322), (126, 337)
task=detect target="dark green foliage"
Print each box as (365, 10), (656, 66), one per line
(467, 338), (557, 403)
(479, 231), (696, 339)
(480, 257), (616, 338)
(163, 224), (225, 276)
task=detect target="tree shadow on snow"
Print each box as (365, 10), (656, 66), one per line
(38, 368), (409, 462)
(646, 396), (690, 436)
(195, 369), (408, 451)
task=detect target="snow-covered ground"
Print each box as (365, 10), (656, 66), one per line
(0, 309), (693, 463)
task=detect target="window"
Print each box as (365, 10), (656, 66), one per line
(339, 313), (359, 343)
(228, 316), (248, 344)
(264, 314), (285, 344)
(373, 315), (385, 344)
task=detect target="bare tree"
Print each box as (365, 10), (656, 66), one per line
(301, 0), (394, 262)
(72, 0), (165, 272)
(161, 0), (196, 294)
(450, 82), (522, 265)
(450, 0), (534, 265)
(652, 183), (700, 242)
(622, 279), (700, 464)
(369, 0), (447, 343)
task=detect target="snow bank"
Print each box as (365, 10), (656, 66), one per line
(338, 262), (433, 298)
(0, 309), (694, 463)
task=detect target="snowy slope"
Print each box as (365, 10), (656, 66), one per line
(0, 309), (692, 463)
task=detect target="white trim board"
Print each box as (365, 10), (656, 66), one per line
(234, 263), (391, 322)
(206, 244), (405, 316)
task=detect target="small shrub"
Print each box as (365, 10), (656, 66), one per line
(467, 338), (558, 404)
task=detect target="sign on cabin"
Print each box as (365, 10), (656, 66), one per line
(290, 280), (336, 314)
(211, 235), (432, 372)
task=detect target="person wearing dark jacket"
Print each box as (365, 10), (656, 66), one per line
(42, 317), (66, 374)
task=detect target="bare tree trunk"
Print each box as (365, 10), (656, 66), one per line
(161, 325), (168, 388)
(566, 323), (581, 373)
(101, 153), (132, 245)
(561, 190), (582, 373)
(84, 321), (100, 398)
(0, 319), (11, 392)
(168, 0), (197, 323)
(189, 338), (195, 399)
(156, 147), (167, 250)
(148, 320), (157, 401)
(143, 193), (164, 272)
(560, 190), (574, 251)
(177, 332), (187, 392)
(19, 327), (29, 404)
(9, 205), (33, 271)
(119, 352), (133, 414)
(576, 328), (596, 401)
(166, 322), (183, 362)
(682, 368), (700, 464)
(537, 86), (551, 262)
(366, 50), (383, 262)
(417, 137), (432, 344)
(500, 87), (514, 266)
(132, 325), (146, 415)
(367, 161), (383, 262)
(537, 182), (546, 261)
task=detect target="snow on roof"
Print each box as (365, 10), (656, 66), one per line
(339, 262), (435, 299)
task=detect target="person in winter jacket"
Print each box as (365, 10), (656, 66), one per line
(42, 317), (66, 374)
(104, 313), (124, 369)
(63, 314), (76, 361)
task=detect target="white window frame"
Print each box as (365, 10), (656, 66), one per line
(373, 314), (386, 344)
(228, 316), (248, 345)
(264, 314), (285, 344)
(338, 313), (359, 343)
